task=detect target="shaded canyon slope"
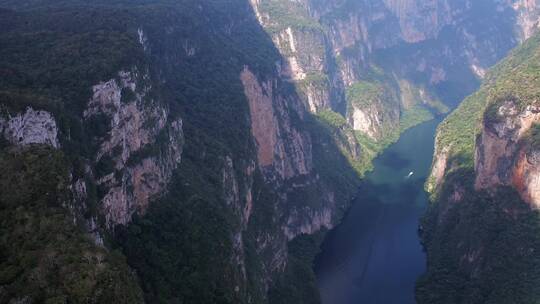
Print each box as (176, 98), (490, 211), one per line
(421, 32), (540, 304)
(0, 1), (360, 303)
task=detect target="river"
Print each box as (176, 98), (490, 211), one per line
(315, 118), (441, 304)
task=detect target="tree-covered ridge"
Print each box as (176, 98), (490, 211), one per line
(419, 30), (540, 304)
(430, 32), (540, 184)
(346, 81), (386, 107)
(0, 7), (142, 111)
(0, 6), (149, 170)
(0, 147), (144, 303)
(0, 7), (149, 301)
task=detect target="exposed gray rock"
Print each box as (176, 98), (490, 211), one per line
(85, 70), (184, 226)
(513, 0), (540, 41)
(1, 108), (59, 148)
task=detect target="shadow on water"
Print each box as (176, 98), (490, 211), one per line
(377, 150), (411, 171)
(315, 118), (441, 304)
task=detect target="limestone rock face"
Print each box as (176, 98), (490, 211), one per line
(283, 191), (336, 239)
(513, 0), (540, 41)
(513, 148), (540, 208)
(427, 144), (449, 193)
(84, 70), (184, 226)
(475, 99), (540, 208)
(0, 108), (59, 148)
(241, 66), (312, 180)
(382, 0), (452, 43)
(240, 64), (349, 282)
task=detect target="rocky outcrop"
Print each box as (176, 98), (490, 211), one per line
(475, 99), (540, 208)
(84, 70), (184, 226)
(273, 27), (325, 81)
(283, 192), (335, 239)
(475, 100), (524, 190)
(0, 108), (59, 148)
(137, 27), (149, 52)
(512, 0), (540, 41)
(512, 147), (540, 208)
(348, 88), (401, 140)
(351, 106), (380, 138)
(427, 144), (449, 193)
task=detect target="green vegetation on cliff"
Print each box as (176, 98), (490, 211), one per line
(433, 32), (540, 176)
(297, 72), (331, 93)
(346, 81), (385, 107)
(0, 8), (142, 114)
(340, 76), (440, 174)
(0, 2), (362, 304)
(268, 232), (326, 304)
(0, 147), (143, 303)
(1, 2), (259, 303)
(421, 32), (540, 304)
(315, 110), (374, 175)
(399, 105), (435, 132)
(0, 7), (147, 303)
(342, 67), (444, 175)
(116, 170), (237, 303)
(258, 0), (322, 33)
(316, 104), (433, 177)
(418, 170), (540, 304)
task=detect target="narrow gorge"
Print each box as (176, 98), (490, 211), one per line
(0, 1), (539, 304)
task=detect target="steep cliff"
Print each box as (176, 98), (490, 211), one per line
(0, 1), (360, 303)
(420, 32), (540, 304)
(84, 69), (184, 227)
(249, 0), (535, 176)
(514, 0), (540, 41)
(0, 7), (150, 302)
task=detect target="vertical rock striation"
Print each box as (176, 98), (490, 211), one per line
(84, 69), (184, 226)
(513, 0), (540, 41)
(475, 99), (540, 208)
(420, 31), (540, 304)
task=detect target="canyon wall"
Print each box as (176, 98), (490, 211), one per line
(420, 32), (540, 304)
(1, 0), (540, 303)
(0, 1), (360, 303)
(250, 0), (537, 177)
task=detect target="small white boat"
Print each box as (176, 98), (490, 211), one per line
(406, 171), (414, 179)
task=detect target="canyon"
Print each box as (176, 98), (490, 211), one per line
(0, 0), (539, 303)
